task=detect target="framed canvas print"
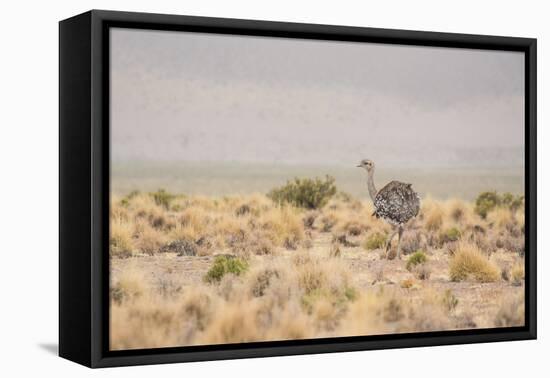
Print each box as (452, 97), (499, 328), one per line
(59, 10), (537, 368)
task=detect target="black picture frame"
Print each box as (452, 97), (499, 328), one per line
(59, 9), (537, 368)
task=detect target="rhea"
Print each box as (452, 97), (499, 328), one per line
(357, 159), (420, 259)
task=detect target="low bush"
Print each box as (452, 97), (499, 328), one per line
(406, 250), (427, 272)
(440, 227), (461, 244)
(150, 189), (175, 210)
(364, 232), (386, 250)
(110, 219), (134, 258)
(204, 255), (249, 283)
(500, 192), (524, 212)
(474, 191), (500, 219)
(475, 191), (524, 219)
(267, 176), (337, 209)
(120, 190), (140, 207)
(137, 226), (166, 255)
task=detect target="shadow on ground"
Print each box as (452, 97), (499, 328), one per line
(38, 343), (58, 355)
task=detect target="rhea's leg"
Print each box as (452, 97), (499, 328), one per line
(385, 228), (397, 258)
(396, 226), (404, 259)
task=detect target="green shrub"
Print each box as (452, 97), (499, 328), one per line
(475, 191), (500, 219)
(406, 250), (427, 271)
(501, 192), (524, 212)
(268, 176), (337, 209)
(364, 232), (386, 250)
(344, 287), (358, 301)
(149, 189), (175, 209)
(440, 227), (461, 244)
(475, 191), (524, 218)
(203, 255), (249, 283)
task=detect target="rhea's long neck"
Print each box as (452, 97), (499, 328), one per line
(367, 170), (377, 202)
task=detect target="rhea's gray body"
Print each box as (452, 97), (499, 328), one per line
(357, 159), (420, 259)
(373, 181), (420, 226)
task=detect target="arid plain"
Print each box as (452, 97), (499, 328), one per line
(109, 177), (525, 350)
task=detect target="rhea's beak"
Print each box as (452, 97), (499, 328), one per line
(356, 164), (362, 168)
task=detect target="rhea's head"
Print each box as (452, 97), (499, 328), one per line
(357, 159), (375, 172)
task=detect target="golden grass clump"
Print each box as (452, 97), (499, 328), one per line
(111, 263), (147, 303)
(179, 206), (210, 235)
(136, 226), (167, 255)
(197, 302), (262, 345)
(449, 242), (500, 282)
(110, 218), (135, 258)
(446, 199), (470, 223)
(421, 197), (444, 231)
(168, 223), (200, 244)
(233, 193), (278, 217)
(487, 207), (514, 229)
(111, 197), (130, 221)
(130, 194), (164, 219)
(257, 206), (305, 248)
(297, 256), (353, 296)
(294, 256), (358, 332)
(337, 218), (370, 236)
(442, 199), (478, 234)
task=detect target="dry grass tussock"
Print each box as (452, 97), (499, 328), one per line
(449, 242), (500, 282)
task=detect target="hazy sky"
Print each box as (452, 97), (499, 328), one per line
(110, 28), (525, 168)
